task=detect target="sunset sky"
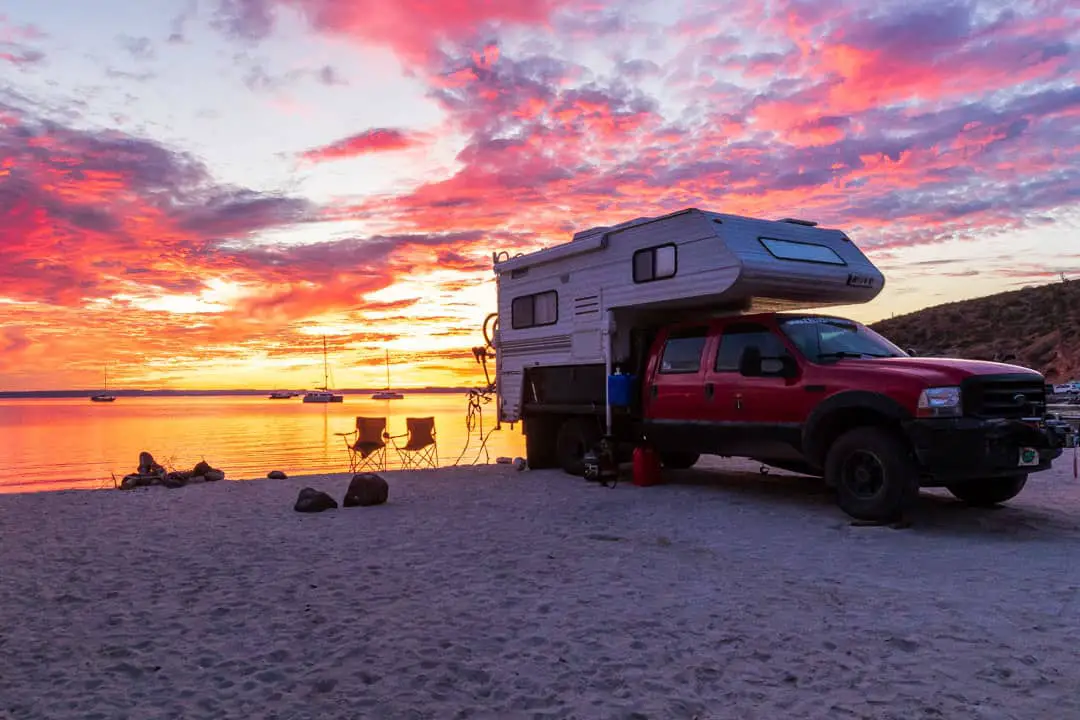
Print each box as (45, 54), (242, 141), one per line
(1, 0), (1078, 391)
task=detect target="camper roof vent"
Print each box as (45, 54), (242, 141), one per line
(779, 217), (818, 227)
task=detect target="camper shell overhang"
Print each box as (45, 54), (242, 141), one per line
(493, 207), (885, 318)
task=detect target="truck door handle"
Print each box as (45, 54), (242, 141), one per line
(705, 382), (714, 399)
(650, 384), (657, 398)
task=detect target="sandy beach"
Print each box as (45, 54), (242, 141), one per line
(2, 457), (1080, 719)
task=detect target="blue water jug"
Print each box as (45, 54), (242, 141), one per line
(608, 371), (636, 407)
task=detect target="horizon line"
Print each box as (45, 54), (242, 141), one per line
(0, 387), (481, 398)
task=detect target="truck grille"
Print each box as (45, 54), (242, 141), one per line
(962, 374), (1047, 419)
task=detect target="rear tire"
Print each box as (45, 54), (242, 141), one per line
(946, 475), (1028, 506)
(524, 416), (558, 469)
(555, 417), (602, 476)
(659, 451), (699, 470)
(825, 427), (919, 521)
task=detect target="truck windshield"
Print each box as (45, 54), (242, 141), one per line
(779, 316), (907, 362)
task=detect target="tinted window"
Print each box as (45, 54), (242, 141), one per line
(511, 295), (533, 328)
(659, 329), (707, 374)
(533, 291), (557, 325)
(511, 290), (558, 329)
(759, 237), (846, 265)
(655, 245), (676, 277)
(633, 251), (653, 282)
(633, 244), (677, 283)
(779, 316), (905, 361)
(715, 324), (792, 372)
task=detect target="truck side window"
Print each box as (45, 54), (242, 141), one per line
(715, 324), (791, 372)
(633, 244), (677, 283)
(511, 290), (558, 329)
(659, 327), (707, 374)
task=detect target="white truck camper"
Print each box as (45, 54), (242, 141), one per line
(491, 207), (884, 428)
(479, 206), (1075, 521)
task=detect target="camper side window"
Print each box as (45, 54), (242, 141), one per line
(633, 244), (677, 283)
(511, 290), (558, 329)
(658, 328), (707, 374)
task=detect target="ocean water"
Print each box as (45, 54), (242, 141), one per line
(0, 393), (526, 494)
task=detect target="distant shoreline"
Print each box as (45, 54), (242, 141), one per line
(0, 387), (477, 399)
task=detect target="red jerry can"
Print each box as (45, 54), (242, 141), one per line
(632, 446), (663, 487)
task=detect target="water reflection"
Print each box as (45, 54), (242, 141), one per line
(0, 394), (526, 494)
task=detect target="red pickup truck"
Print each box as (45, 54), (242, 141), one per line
(526, 312), (1075, 521)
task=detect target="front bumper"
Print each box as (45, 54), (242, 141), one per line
(905, 417), (1076, 483)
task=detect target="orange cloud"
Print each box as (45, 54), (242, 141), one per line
(3, 0), (1078, 391)
(0, 103), (519, 389)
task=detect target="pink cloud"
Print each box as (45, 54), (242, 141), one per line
(299, 128), (423, 162)
(216, 0), (575, 65)
(5, 0), (1080, 390)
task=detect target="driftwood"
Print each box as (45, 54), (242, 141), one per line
(120, 452), (226, 490)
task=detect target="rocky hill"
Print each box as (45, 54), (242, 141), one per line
(869, 279), (1080, 382)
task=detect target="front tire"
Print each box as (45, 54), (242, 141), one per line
(946, 475), (1028, 506)
(555, 417), (602, 476)
(825, 427), (919, 521)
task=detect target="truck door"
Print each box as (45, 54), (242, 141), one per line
(703, 321), (809, 458)
(642, 325), (713, 452)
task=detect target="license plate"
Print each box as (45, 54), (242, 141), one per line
(1018, 447), (1040, 467)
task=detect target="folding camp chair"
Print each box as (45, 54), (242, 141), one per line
(339, 416), (388, 472)
(388, 417), (438, 470)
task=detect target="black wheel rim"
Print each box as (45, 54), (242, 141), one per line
(840, 450), (886, 499)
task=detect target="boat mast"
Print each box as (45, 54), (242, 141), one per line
(322, 336), (329, 391)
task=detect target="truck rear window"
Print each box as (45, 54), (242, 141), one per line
(759, 237), (846, 266)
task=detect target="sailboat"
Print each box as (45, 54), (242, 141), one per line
(371, 349), (404, 400)
(90, 363), (117, 402)
(302, 336), (343, 403)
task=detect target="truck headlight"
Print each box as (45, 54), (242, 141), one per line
(917, 386), (962, 417)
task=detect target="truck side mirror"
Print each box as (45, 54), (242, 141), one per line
(905, 347), (918, 357)
(741, 347), (798, 378)
(777, 356), (799, 378)
(762, 356), (799, 378)
(738, 347), (763, 377)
